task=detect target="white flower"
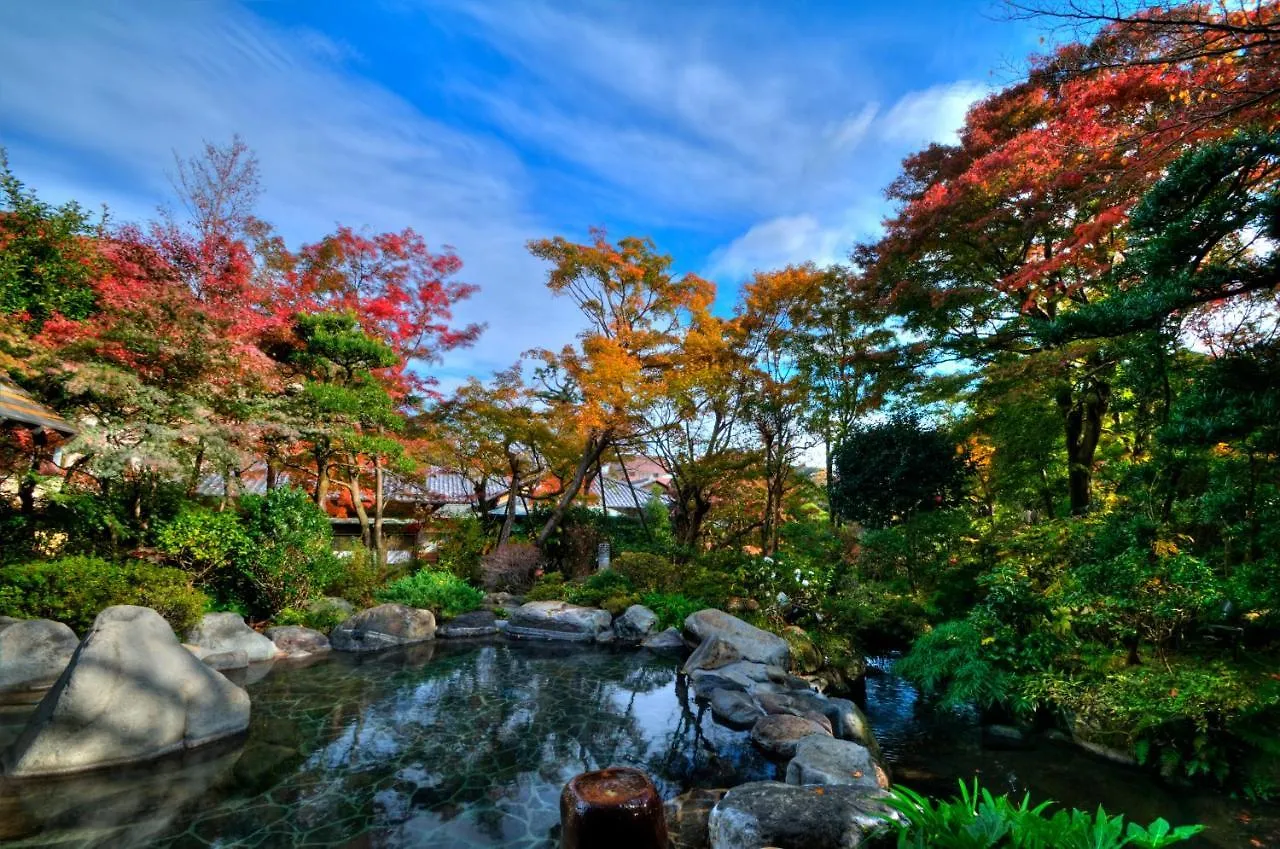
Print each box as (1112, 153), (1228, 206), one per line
(802, 580), (810, 587)
(762, 556), (774, 564)
(776, 591), (789, 605)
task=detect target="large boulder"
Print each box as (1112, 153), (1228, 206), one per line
(186, 613), (279, 664)
(436, 610), (500, 639)
(1, 606), (250, 777)
(642, 627), (685, 652)
(613, 605), (658, 643)
(0, 619), (78, 692)
(785, 736), (889, 789)
(707, 781), (896, 849)
(684, 610), (789, 668)
(184, 645), (249, 670)
(749, 713), (831, 760)
(264, 625), (331, 658)
(709, 688), (766, 729)
(505, 601), (611, 642)
(826, 697), (876, 749)
(690, 661), (785, 701)
(330, 604), (436, 652)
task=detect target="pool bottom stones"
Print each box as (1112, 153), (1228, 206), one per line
(0, 641), (779, 849)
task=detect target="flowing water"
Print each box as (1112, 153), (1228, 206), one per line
(0, 642), (1274, 848)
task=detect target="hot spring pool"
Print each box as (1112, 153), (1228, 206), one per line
(0, 641), (777, 848)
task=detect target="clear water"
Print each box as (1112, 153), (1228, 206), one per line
(0, 641), (778, 848)
(0, 643), (1275, 848)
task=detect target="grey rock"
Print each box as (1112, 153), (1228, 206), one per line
(749, 713), (830, 759)
(594, 627), (616, 644)
(0, 619), (78, 692)
(710, 688), (765, 729)
(786, 736), (889, 789)
(707, 781), (897, 849)
(666, 788), (727, 849)
(691, 662), (785, 701)
(1, 605), (250, 777)
(436, 610), (500, 639)
(641, 626), (685, 652)
(186, 613), (279, 663)
(982, 724), (1031, 750)
(505, 601), (611, 642)
(613, 604), (658, 642)
(200, 649), (249, 670)
(265, 625), (331, 657)
(683, 636), (742, 675)
(826, 697), (876, 749)
(684, 609), (790, 668)
(0, 615), (24, 632)
(330, 604), (436, 652)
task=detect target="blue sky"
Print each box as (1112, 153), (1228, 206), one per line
(0, 1), (1043, 387)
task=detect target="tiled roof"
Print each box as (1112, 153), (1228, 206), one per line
(0, 381), (75, 435)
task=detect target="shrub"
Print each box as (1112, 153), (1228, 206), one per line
(882, 779), (1203, 848)
(434, 514), (489, 584)
(274, 604), (348, 634)
(0, 555), (207, 635)
(324, 546), (384, 606)
(237, 486), (342, 618)
(565, 569), (637, 608)
(525, 572), (569, 601)
(376, 569), (484, 619)
(154, 507), (252, 605)
(481, 542), (541, 592)
(640, 591), (707, 629)
(613, 551), (679, 592)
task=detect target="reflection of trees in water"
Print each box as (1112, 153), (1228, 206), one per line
(1, 643), (770, 849)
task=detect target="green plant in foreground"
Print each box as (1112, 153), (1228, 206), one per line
(375, 569), (484, 619)
(640, 591), (707, 629)
(883, 780), (1204, 849)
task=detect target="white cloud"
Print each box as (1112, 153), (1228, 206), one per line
(705, 208), (882, 281)
(0, 1), (580, 387)
(879, 81), (992, 145)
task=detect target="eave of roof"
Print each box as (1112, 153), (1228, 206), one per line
(0, 381), (75, 436)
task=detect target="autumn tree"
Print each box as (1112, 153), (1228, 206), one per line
(858, 7), (1279, 514)
(527, 229), (715, 548)
(428, 366), (557, 545)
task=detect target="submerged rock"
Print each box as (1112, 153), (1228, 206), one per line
(265, 625), (331, 657)
(186, 613), (279, 664)
(749, 713), (830, 759)
(437, 610), (500, 639)
(785, 736), (889, 789)
(641, 627), (685, 652)
(0, 619), (78, 692)
(2, 605), (250, 777)
(330, 604), (436, 652)
(709, 688), (765, 729)
(505, 601), (611, 642)
(683, 610), (789, 668)
(666, 788), (727, 849)
(707, 781), (896, 849)
(613, 605), (658, 643)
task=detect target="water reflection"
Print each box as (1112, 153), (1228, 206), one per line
(0, 642), (777, 849)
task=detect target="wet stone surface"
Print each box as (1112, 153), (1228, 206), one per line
(0, 641), (780, 848)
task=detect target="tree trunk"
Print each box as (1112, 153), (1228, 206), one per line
(536, 432), (611, 549)
(498, 454), (522, 547)
(373, 458), (386, 567)
(1060, 377), (1111, 516)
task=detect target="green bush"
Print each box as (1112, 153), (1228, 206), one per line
(273, 604), (348, 634)
(376, 569), (484, 618)
(237, 486), (342, 618)
(434, 514), (489, 584)
(525, 572), (569, 601)
(323, 545), (384, 606)
(0, 555), (207, 635)
(154, 507), (252, 605)
(640, 591), (707, 629)
(883, 779), (1202, 848)
(613, 551), (679, 592)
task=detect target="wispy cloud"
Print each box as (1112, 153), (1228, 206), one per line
(0, 1), (577, 387)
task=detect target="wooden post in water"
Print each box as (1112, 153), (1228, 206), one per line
(560, 767), (667, 849)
